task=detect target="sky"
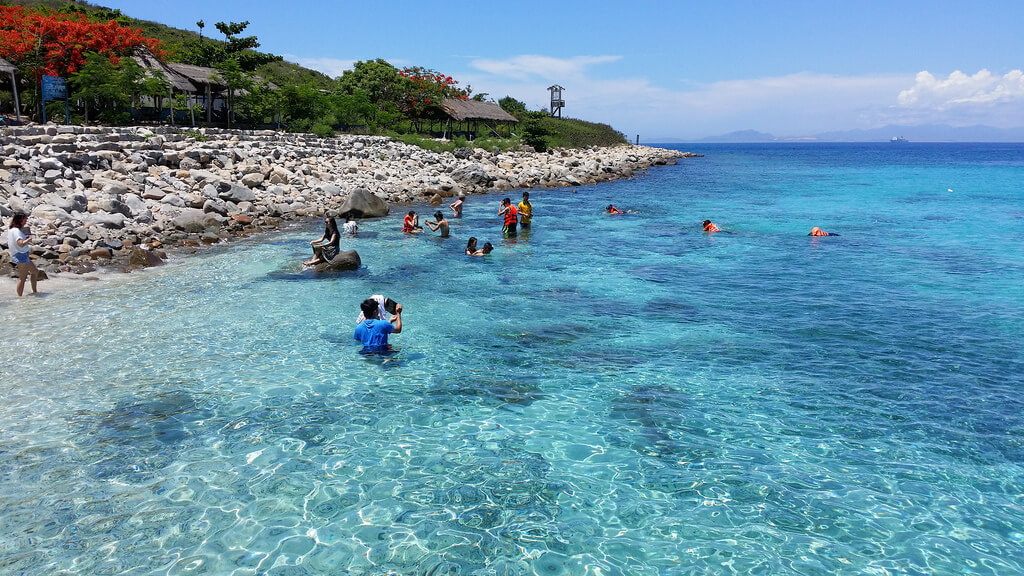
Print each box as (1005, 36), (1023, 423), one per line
(99, 0), (1024, 140)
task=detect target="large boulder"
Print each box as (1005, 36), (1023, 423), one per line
(338, 188), (389, 219)
(128, 247), (164, 268)
(312, 250), (361, 274)
(450, 163), (495, 188)
(171, 208), (223, 233)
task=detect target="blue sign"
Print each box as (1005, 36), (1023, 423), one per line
(41, 75), (67, 101)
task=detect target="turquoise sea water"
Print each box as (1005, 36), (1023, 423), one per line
(1, 143), (1023, 575)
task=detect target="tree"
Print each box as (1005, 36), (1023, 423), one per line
(0, 6), (163, 77)
(499, 96), (528, 117)
(214, 58), (251, 128)
(69, 51), (167, 124)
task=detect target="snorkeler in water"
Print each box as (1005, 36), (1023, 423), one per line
(808, 227), (839, 237)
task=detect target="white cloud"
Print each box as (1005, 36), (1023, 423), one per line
(283, 55), (356, 78)
(463, 66), (909, 139)
(470, 55), (621, 82)
(898, 69), (1024, 107)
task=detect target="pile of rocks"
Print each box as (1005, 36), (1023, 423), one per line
(0, 125), (694, 274)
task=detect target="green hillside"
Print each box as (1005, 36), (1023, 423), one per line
(1, 0), (333, 88)
(2, 0), (629, 148)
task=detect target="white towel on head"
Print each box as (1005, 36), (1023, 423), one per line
(356, 294), (389, 323)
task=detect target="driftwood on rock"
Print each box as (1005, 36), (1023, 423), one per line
(312, 249), (361, 274)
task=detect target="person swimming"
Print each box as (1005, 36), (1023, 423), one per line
(606, 204), (624, 214)
(808, 227), (838, 237)
(702, 220), (721, 232)
(465, 237), (492, 256)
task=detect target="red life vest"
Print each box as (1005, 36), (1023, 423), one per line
(504, 205), (518, 226)
(403, 215), (415, 231)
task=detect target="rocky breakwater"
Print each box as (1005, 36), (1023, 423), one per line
(1, 125), (693, 275)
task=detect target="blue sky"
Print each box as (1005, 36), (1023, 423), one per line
(101, 0), (1024, 140)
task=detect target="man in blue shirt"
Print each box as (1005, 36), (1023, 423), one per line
(354, 298), (403, 352)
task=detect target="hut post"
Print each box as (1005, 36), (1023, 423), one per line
(205, 85), (212, 125)
(189, 95), (195, 127)
(169, 87), (175, 126)
(8, 72), (20, 122)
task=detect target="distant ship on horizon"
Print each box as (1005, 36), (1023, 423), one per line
(891, 136), (908, 143)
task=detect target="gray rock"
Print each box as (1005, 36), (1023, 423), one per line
(81, 211), (126, 229)
(312, 249), (361, 274)
(123, 193), (148, 215)
(128, 246), (164, 268)
(241, 172), (265, 187)
(171, 208), (222, 233)
(31, 204), (71, 224)
(320, 183), (343, 197)
(203, 199), (229, 216)
(338, 187), (389, 219)
(450, 163), (495, 188)
(219, 183), (256, 203)
(160, 194), (185, 207)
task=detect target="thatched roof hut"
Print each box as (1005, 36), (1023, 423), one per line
(132, 47), (194, 92)
(440, 99), (518, 123)
(167, 62), (226, 91)
(1, 57), (21, 121)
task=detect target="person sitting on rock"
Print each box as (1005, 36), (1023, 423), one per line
(342, 216), (358, 235)
(606, 204), (625, 214)
(403, 211), (423, 233)
(425, 211), (450, 237)
(450, 196), (465, 218)
(305, 216), (340, 266)
(354, 297), (403, 353)
(702, 220), (722, 232)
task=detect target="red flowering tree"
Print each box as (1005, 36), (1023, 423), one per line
(0, 6), (163, 79)
(397, 66), (469, 123)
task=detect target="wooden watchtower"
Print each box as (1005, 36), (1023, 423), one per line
(548, 85), (565, 118)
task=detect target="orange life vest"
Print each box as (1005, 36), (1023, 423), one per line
(504, 205), (518, 226)
(403, 215), (415, 231)
(703, 222), (721, 232)
(810, 227), (829, 236)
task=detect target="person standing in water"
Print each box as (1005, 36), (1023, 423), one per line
(7, 213), (41, 296)
(499, 198), (518, 238)
(425, 211), (450, 237)
(354, 298), (403, 352)
(517, 192), (533, 230)
(450, 196), (465, 218)
(403, 211), (423, 233)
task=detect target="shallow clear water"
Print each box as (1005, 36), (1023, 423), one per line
(1, 143), (1023, 575)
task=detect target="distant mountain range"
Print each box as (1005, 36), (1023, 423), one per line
(648, 124), (1024, 143)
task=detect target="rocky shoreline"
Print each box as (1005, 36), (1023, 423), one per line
(1, 125), (695, 275)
